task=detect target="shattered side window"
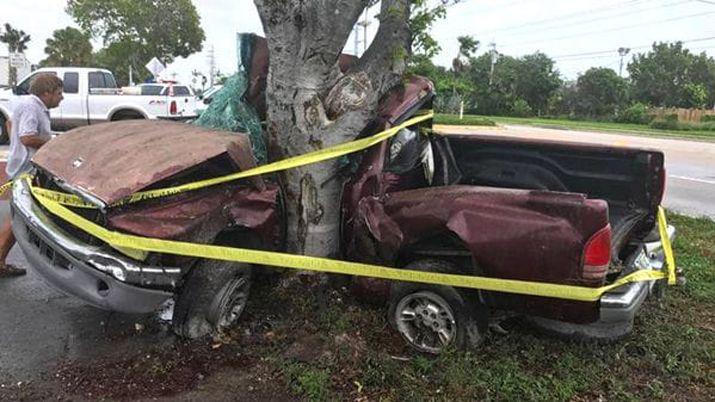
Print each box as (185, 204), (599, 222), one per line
(386, 128), (425, 174)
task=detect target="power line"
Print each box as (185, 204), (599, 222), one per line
(551, 35), (715, 60)
(502, 10), (715, 48)
(476, 0), (644, 35)
(495, 0), (693, 39)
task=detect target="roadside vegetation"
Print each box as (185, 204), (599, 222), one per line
(437, 113), (715, 141)
(434, 113), (496, 126)
(5, 212), (708, 401)
(413, 39), (715, 138)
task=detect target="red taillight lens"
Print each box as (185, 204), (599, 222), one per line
(583, 225), (611, 281)
(170, 100), (177, 115)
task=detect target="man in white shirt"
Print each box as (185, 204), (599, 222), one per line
(0, 73), (63, 277)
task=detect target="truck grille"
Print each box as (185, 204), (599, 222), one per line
(25, 225), (73, 271)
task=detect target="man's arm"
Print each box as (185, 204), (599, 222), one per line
(20, 134), (49, 149)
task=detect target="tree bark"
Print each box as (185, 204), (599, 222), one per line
(254, 0), (410, 258)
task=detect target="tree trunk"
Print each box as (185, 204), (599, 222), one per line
(254, 0), (410, 258)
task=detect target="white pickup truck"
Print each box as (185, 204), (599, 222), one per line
(0, 67), (197, 143)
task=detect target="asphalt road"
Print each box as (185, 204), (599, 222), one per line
(434, 124), (715, 219)
(0, 200), (168, 388)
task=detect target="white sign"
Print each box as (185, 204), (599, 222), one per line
(9, 53), (25, 68)
(145, 57), (165, 77)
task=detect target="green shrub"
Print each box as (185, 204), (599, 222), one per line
(649, 119), (715, 132)
(700, 115), (715, 123)
(664, 113), (679, 122)
(510, 99), (533, 117)
(649, 119), (680, 130)
(616, 103), (653, 124)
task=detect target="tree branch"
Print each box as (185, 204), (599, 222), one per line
(352, 0), (411, 96)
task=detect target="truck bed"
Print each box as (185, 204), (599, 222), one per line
(441, 134), (665, 263)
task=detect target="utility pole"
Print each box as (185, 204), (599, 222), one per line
(207, 45), (216, 87)
(618, 47), (630, 77)
(354, 8), (371, 56)
(488, 42), (497, 86)
(356, 9), (371, 54)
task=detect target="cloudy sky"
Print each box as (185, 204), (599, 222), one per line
(2, 0), (714, 85)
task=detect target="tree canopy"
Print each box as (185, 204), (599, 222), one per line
(574, 67), (629, 117)
(628, 42), (715, 108)
(40, 27), (93, 67)
(66, 0), (205, 84)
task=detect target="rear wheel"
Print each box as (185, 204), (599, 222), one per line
(172, 259), (252, 339)
(388, 259), (487, 354)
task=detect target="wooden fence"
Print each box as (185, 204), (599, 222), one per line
(650, 107), (715, 122)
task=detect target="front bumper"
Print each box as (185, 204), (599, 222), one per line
(11, 179), (175, 314)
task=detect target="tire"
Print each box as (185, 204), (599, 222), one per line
(111, 111), (145, 121)
(0, 114), (8, 145)
(172, 259), (252, 339)
(388, 259), (487, 354)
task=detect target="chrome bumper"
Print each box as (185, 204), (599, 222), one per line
(599, 225), (676, 323)
(11, 179), (178, 314)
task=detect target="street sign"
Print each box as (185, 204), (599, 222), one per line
(145, 57), (165, 77)
(9, 53), (25, 68)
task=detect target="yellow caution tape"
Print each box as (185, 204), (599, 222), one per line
(657, 206), (677, 285)
(42, 111), (436, 208)
(0, 180), (12, 196)
(28, 177), (676, 303)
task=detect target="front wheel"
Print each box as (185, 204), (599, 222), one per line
(388, 259), (487, 354)
(172, 259), (252, 339)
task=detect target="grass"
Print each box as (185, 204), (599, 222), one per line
(434, 113), (497, 127)
(436, 113), (715, 141)
(40, 213), (714, 401)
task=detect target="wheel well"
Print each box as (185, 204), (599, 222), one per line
(110, 109), (145, 121)
(396, 232), (478, 275)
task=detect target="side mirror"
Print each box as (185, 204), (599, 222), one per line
(203, 98), (213, 105)
(11, 86), (18, 95)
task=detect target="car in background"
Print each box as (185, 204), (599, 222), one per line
(127, 83), (195, 97)
(194, 85), (223, 116)
(0, 67), (197, 143)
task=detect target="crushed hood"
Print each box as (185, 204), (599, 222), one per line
(32, 120), (256, 204)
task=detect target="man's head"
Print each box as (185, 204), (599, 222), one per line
(29, 74), (64, 109)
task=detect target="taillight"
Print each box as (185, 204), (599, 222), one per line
(583, 225), (611, 282)
(170, 100), (177, 115)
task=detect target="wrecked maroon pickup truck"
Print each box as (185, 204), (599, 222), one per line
(12, 44), (673, 354)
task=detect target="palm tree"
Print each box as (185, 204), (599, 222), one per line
(0, 23), (31, 53)
(1, 23), (31, 85)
